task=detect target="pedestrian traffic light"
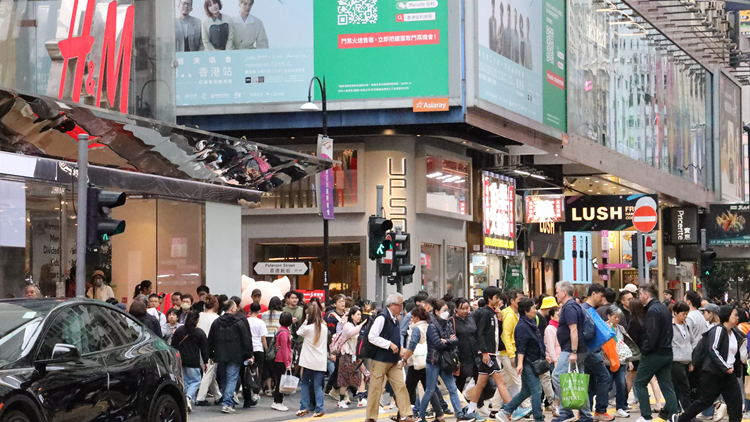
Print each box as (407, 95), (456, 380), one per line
(390, 231), (415, 285)
(700, 250), (717, 276)
(87, 188), (127, 247)
(368, 216), (393, 260)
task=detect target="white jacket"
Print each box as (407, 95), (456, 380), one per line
(297, 323), (329, 372)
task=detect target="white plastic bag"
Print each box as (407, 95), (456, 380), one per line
(279, 370), (299, 395)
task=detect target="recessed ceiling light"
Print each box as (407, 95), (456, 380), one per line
(588, 189), (593, 192)
(629, 191), (633, 194)
(604, 183), (609, 186)
(585, 177), (591, 180)
(462, 141), (467, 144)
(554, 154), (559, 157)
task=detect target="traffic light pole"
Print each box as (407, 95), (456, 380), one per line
(394, 225), (404, 294)
(76, 134), (89, 298)
(376, 185), (385, 307)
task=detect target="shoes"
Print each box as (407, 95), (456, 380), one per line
(221, 406), (236, 414)
(186, 401), (192, 413)
(358, 398), (368, 407)
(337, 400), (349, 408)
(551, 416), (578, 422)
(552, 407), (560, 417)
(313, 412), (325, 417)
(714, 403), (727, 421)
(458, 414), (477, 422)
(328, 390), (341, 401)
(477, 407), (491, 418)
(425, 411), (436, 420)
(595, 412), (616, 421)
(444, 408), (455, 416)
(271, 403), (289, 412)
(743, 412), (750, 420)
(670, 414), (681, 422)
(400, 417), (419, 422)
(380, 407), (386, 414)
(195, 400), (212, 406)
(466, 412), (487, 422)
(495, 411), (511, 422)
(264, 389), (274, 397)
(296, 410), (309, 417)
(511, 407), (532, 421)
(615, 409), (630, 418)
(635, 417), (653, 422)
(697, 415), (713, 421)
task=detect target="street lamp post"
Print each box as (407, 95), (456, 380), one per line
(301, 76), (330, 303)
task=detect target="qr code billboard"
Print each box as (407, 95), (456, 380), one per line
(338, 0), (378, 25)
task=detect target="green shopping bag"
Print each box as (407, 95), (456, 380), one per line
(560, 363), (589, 410)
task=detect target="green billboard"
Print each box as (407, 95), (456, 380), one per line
(313, 0), (449, 100)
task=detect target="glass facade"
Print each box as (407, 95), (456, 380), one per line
(420, 243), (441, 298)
(426, 155), (471, 215)
(568, 0), (710, 186)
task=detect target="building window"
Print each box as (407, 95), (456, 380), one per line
(259, 149), (358, 210)
(425, 156), (470, 215)
(421, 243), (442, 298)
(445, 246), (466, 299)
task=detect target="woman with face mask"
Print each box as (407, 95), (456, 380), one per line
(86, 270), (115, 301)
(418, 300), (475, 422)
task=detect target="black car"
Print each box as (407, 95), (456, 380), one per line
(0, 298), (186, 422)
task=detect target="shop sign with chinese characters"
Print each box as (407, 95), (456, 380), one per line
(483, 171), (516, 255)
(670, 207), (697, 244)
(707, 203), (750, 246)
(525, 195), (565, 223)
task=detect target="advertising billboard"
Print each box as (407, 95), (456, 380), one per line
(719, 74), (743, 201)
(707, 203), (750, 246)
(174, 0), (449, 106)
(562, 194), (659, 232)
(483, 172), (517, 256)
(562, 232), (591, 284)
(476, 0), (566, 132)
(525, 194), (565, 223)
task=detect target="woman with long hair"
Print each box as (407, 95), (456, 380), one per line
(270, 312), (293, 412)
(401, 305), (445, 422)
(296, 301), (329, 417)
(171, 311), (208, 412)
(133, 280), (152, 300)
(334, 306), (369, 408)
(262, 296), (284, 396)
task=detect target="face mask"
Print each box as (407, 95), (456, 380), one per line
(440, 311), (450, 320)
(181, 303), (191, 310)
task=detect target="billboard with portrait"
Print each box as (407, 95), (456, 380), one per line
(476, 0), (566, 132)
(719, 74), (743, 202)
(482, 172), (517, 256)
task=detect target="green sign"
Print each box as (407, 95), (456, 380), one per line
(477, 0), (566, 132)
(505, 263), (524, 289)
(314, 0), (449, 100)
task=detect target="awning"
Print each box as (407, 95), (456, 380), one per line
(0, 88), (332, 203)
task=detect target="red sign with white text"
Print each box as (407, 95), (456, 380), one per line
(338, 30), (440, 49)
(298, 290), (326, 303)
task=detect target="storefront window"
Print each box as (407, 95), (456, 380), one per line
(426, 156), (470, 215)
(421, 243), (442, 298)
(259, 149), (358, 210)
(445, 246), (466, 299)
(567, 0), (709, 187)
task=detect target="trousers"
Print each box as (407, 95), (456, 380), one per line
(366, 360), (412, 422)
(678, 371), (743, 422)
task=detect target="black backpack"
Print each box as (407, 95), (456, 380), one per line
(265, 332), (279, 363)
(355, 312), (378, 360)
(691, 326), (716, 365)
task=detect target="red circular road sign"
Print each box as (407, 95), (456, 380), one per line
(645, 236), (653, 262)
(633, 205), (657, 233)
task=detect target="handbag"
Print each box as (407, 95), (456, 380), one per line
(560, 363), (589, 410)
(279, 370), (299, 395)
(439, 348), (460, 373)
(530, 358), (551, 376)
(412, 331), (428, 370)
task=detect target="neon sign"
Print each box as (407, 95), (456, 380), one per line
(49, 0), (135, 114)
(482, 171), (516, 256)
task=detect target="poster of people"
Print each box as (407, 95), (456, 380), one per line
(477, 0), (566, 132)
(719, 74), (743, 201)
(174, 0), (313, 105)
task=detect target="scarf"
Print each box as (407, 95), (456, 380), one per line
(549, 319), (559, 329)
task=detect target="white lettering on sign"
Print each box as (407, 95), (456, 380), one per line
(387, 158), (407, 232)
(571, 206), (625, 222)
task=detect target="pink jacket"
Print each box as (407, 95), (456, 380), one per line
(544, 320), (562, 363)
(274, 326), (292, 367)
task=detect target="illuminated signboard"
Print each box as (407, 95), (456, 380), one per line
(483, 171), (516, 255)
(526, 195), (565, 223)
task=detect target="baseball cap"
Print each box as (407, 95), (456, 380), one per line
(540, 297), (559, 310)
(251, 289), (262, 297)
(699, 303), (720, 314)
(619, 284), (638, 294)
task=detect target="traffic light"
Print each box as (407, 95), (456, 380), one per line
(700, 250), (717, 277)
(368, 216), (393, 260)
(390, 230), (415, 285)
(87, 188), (127, 247)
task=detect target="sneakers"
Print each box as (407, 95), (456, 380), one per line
(635, 417), (653, 422)
(466, 412), (487, 422)
(264, 389), (274, 397)
(186, 400), (192, 413)
(195, 400), (212, 407)
(380, 407), (387, 414)
(552, 407), (560, 417)
(444, 408), (455, 416)
(271, 403), (289, 412)
(296, 410), (309, 417)
(595, 412), (616, 421)
(714, 403), (727, 421)
(615, 409), (630, 418)
(221, 405), (236, 414)
(495, 411), (512, 422)
(511, 407), (532, 421)
(358, 398), (368, 407)
(424, 411), (436, 420)
(328, 390), (341, 401)
(313, 412), (325, 417)
(337, 400), (349, 409)
(457, 414), (477, 422)
(477, 407), (492, 418)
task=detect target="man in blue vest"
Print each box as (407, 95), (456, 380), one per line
(366, 292), (417, 422)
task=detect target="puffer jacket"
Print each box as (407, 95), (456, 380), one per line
(208, 312), (252, 363)
(426, 314), (458, 365)
(641, 298), (673, 355)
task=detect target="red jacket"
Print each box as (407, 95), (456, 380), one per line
(275, 326), (292, 367)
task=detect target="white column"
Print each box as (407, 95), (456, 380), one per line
(205, 202), (242, 296)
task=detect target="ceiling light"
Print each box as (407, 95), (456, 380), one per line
(585, 177), (591, 180)
(588, 189), (593, 192)
(629, 191), (633, 194)
(530, 174), (546, 180)
(514, 170), (531, 176)
(427, 172), (443, 178)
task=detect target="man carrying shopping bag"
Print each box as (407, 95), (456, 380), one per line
(551, 281), (594, 422)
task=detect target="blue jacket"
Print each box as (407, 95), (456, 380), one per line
(514, 315), (545, 363)
(426, 315), (458, 365)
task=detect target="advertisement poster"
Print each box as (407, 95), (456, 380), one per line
(562, 232), (591, 284)
(525, 194), (565, 223)
(477, 0), (566, 131)
(707, 203), (750, 246)
(174, 0), (314, 105)
(314, 0), (449, 100)
(483, 171), (517, 256)
(741, 11), (750, 36)
(719, 74), (743, 201)
(562, 194), (658, 232)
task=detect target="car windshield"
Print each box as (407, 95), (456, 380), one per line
(0, 300), (58, 367)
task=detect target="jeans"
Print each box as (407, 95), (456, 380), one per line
(216, 362), (241, 407)
(183, 366), (202, 403)
(585, 352), (612, 414)
(502, 362), (544, 422)
(609, 364), (628, 411)
(419, 363), (464, 419)
(678, 371), (743, 422)
(552, 351), (592, 422)
(300, 369), (325, 413)
(405, 366), (442, 417)
(634, 352), (679, 419)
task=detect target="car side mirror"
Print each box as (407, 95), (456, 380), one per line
(50, 343), (81, 362)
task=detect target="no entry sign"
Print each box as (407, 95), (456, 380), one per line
(645, 236), (653, 262)
(633, 197), (658, 233)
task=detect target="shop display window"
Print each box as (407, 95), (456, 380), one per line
(421, 243), (442, 298)
(445, 246), (466, 299)
(426, 155), (470, 215)
(259, 149), (358, 210)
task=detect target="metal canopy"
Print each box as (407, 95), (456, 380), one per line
(0, 88), (332, 198)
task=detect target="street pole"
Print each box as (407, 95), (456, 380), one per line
(76, 134), (89, 298)
(376, 185), (384, 306)
(395, 225), (403, 295)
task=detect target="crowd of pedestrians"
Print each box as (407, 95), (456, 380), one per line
(106, 280), (750, 422)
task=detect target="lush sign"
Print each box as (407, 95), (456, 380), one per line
(562, 194), (658, 232)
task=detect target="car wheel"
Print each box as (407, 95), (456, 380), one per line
(0, 410), (31, 422)
(150, 394), (183, 422)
